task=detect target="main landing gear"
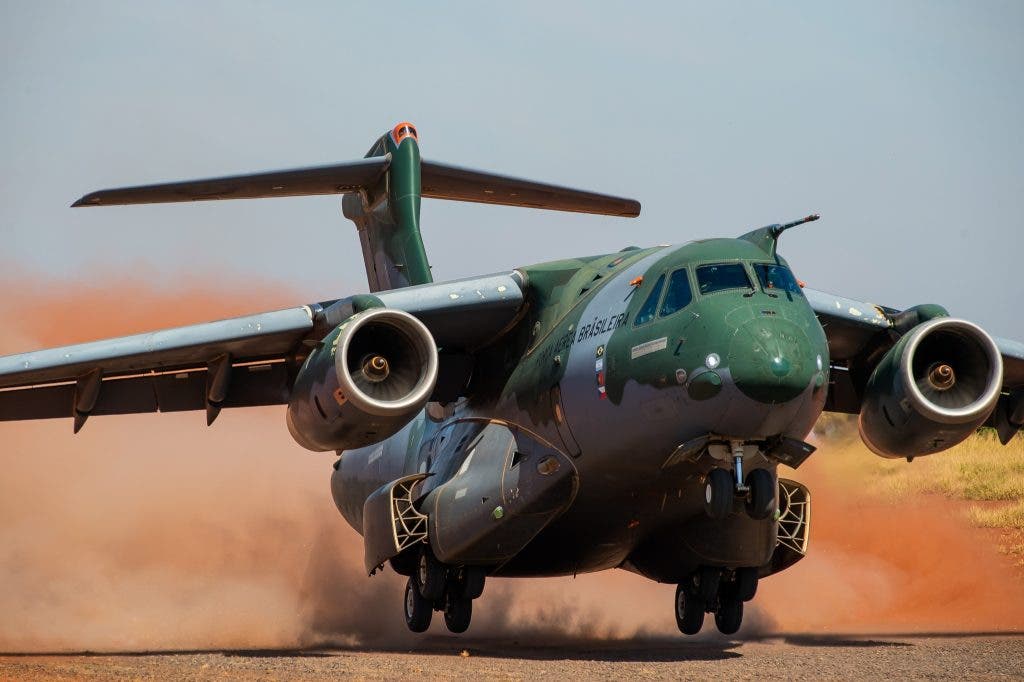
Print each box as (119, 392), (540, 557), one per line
(703, 467), (775, 521)
(675, 566), (758, 636)
(402, 546), (486, 634)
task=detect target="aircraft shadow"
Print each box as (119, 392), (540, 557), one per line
(334, 634), (744, 662)
(0, 636), (740, 664)
(4, 630), (1021, 663)
(754, 630), (1024, 649)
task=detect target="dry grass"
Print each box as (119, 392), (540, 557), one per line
(812, 415), (1024, 564)
(968, 501), (1024, 530)
(858, 433), (1024, 502)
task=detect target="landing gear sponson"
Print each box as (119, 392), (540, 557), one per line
(401, 546), (486, 633)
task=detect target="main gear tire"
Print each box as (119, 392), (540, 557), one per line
(443, 590), (473, 634)
(458, 566), (486, 600)
(403, 577), (432, 633)
(697, 566), (721, 602)
(715, 596), (743, 635)
(389, 550), (417, 577)
(417, 547), (447, 602)
(674, 584), (705, 635)
(734, 566), (759, 602)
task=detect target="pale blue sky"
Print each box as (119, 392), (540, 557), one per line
(2, 1), (1022, 337)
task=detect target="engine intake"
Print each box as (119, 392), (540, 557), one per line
(287, 308), (438, 452)
(859, 318), (1003, 459)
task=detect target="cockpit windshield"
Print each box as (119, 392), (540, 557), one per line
(696, 263), (753, 295)
(753, 264), (802, 296)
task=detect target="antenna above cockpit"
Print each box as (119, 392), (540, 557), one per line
(740, 213), (820, 257)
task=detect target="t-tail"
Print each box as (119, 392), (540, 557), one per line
(343, 122), (430, 291)
(73, 121), (641, 292)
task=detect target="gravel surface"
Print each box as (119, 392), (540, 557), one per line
(2, 634), (1023, 681)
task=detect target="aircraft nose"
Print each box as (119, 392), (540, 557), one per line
(729, 317), (816, 404)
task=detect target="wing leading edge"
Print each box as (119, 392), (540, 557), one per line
(0, 272), (526, 429)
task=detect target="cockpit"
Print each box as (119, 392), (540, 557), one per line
(633, 261), (803, 328)
(751, 263), (802, 296)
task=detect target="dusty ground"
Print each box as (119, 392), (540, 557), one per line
(2, 633), (1023, 681)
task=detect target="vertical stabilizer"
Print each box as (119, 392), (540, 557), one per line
(342, 122), (433, 292)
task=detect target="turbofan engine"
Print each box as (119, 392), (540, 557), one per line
(287, 308), (439, 452)
(859, 317), (1003, 459)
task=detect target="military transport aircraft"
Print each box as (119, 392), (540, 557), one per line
(2, 122), (1023, 636)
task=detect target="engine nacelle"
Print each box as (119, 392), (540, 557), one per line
(287, 308), (438, 452)
(859, 318), (1003, 459)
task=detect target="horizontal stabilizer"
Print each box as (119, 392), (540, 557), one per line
(72, 157), (390, 206)
(71, 156), (640, 217)
(420, 160), (640, 217)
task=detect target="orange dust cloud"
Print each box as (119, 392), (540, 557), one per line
(0, 272), (1021, 653)
(756, 432), (1024, 634)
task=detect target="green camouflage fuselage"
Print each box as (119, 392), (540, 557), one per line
(334, 236), (829, 581)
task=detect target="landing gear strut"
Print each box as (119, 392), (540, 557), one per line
(404, 546), (487, 633)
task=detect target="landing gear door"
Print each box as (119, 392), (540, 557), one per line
(550, 384), (582, 457)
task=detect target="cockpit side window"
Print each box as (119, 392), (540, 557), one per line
(633, 274), (665, 326)
(754, 263), (803, 296)
(696, 263), (753, 295)
(659, 268), (692, 317)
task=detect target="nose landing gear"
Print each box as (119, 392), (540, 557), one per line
(703, 466), (776, 520)
(403, 546), (487, 634)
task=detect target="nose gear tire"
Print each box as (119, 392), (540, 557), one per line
(704, 468), (733, 520)
(745, 468), (775, 520)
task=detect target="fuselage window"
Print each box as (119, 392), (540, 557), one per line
(753, 263), (803, 296)
(696, 263), (753, 295)
(659, 268), (693, 317)
(633, 274), (665, 326)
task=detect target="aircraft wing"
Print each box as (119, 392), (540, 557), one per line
(0, 272), (525, 428)
(805, 287), (1024, 438)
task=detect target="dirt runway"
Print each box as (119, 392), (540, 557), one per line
(3, 633), (1022, 680)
